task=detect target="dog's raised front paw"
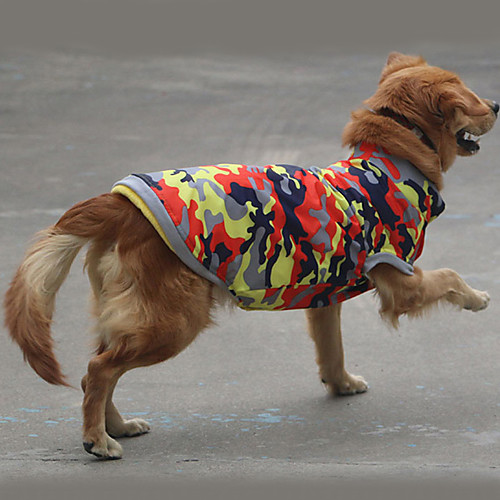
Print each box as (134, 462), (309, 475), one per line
(464, 290), (490, 312)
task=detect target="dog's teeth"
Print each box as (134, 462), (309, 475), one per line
(465, 132), (479, 141)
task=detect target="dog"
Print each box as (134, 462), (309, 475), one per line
(4, 52), (498, 459)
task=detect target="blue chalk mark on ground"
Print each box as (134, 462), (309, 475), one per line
(158, 415), (172, 425)
(0, 407), (82, 438)
(241, 413), (283, 424)
(6, 404), (306, 439)
(1, 417), (18, 422)
(241, 413), (305, 424)
(140, 409), (306, 431)
(211, 417), (235, 423)
(484, 214), (500, 227)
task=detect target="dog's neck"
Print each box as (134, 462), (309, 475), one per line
(342, 109), (444, 190)
(376, 108), (437, 153)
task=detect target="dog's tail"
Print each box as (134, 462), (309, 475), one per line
(3, 193), (126, 386)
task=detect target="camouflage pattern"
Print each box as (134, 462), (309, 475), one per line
(112, 142), (445, 310)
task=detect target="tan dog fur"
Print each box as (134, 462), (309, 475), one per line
(4, 52), (497, 459)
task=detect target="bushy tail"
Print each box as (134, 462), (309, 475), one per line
(3, 193), (128, 386)
(4, 228), (86, 385)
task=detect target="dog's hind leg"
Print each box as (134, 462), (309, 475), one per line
(83, 244), (149, 447)
(369, 263), (490, 327)
(81, 368), (150, 443)
(81, 289), (212, 460)
(81, 213), (214, 459)
(103, 377), (150, 439)
(81, 351), (128, 459)
(306, 303), (368, 396)
(80, 333), (201, 459)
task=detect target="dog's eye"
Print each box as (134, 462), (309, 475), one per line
(432, 110), (444, 121)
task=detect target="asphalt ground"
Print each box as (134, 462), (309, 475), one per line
(1, 2), (500, 497)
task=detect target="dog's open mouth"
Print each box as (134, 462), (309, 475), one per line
(456, 129), (480, 154)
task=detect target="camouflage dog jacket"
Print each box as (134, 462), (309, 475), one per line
(112, 142), (445, 310)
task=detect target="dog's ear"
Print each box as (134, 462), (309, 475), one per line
(380, 52), (427, 82)
(386, 52), (412, 66)
(386, 52), (426, 68)
(365, 73), (446, 127)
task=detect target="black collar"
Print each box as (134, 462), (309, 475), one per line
(377, 107), (437, 153)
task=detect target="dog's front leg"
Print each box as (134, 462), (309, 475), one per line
(369, 263), (490, 326)
(306, 303), (368, 396)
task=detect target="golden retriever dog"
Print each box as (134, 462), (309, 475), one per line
(4, 52), (498, 459)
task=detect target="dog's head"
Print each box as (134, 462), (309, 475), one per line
(362, 52), (498, 172)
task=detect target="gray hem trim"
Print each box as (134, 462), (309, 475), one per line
(113, 175), (232, 294)
(363, 253), (414, 276)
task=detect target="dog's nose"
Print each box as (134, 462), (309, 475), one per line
(492, 101), (499, 116)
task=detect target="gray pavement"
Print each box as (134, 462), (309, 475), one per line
(1, 39), (500, 490)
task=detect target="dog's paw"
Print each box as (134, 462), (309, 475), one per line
(464, 290), (490, 312)
(324, 372), (369, 396)
(108, 418), (150, 438)
(83, 435), (123, 460)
